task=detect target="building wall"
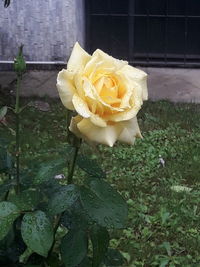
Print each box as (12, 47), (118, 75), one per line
(0, 0), (85, 63)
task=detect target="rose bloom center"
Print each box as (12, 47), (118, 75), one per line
(93, 74), (124, 107)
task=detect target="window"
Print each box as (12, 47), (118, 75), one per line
(86, 0), (200, 67)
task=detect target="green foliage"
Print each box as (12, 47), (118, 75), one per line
(33, 157), (67, 185)
(0, 148), (12, 174)
(61, 229), (88, 267)
(14, 45), (26, 76)
(19, 247), (34, 264)
(0, 138), (13, 174)
(90, 225), (109, 267)
(97, 101), (200, 266)
(61, 199), (93, 230)
(0, 180), (15, 197)
(104, 248), (125, 266)
(21, 211), (54, 257)
(1, 86), (199, 266)
(0, 79), (128, 266)
(0, 202), (20, 240)
(48, 184), (79, 215)
(9, 189), (41, 211)
(0, 106), (8, 120)
(77, 154), (106, 178)
(80, 178), (128, 229)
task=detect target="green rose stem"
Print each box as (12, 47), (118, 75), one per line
(15, 74), (21, 194)
(14, 45), (26, 194)
(65, 109), (80, 184)
(47, 134), (80, 260)
(4, 174), (11, 201)
(67, 145), (79, 184)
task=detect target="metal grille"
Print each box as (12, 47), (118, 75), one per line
(85, 0), (200, 68)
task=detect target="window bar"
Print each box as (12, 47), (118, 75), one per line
(92, 14), (200, 18)
(85, 0), (91, 52)
(128, 0), (135, 64)
(109, 0), (113, 55)
(146, 0), (150, 64)
(184, 0), (188, 67)
(164, 0), (169, 65)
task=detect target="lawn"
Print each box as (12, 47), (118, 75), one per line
(0, 96), (200, 266)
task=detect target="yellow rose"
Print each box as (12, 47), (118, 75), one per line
(57, 42), (148, 147)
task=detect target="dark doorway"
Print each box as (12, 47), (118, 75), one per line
(85, 0), (200, 67)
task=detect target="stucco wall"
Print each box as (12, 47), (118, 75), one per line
(0, 0), (85, 63)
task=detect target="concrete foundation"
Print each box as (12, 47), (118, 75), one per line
(0, 68), (200, 103)
(143, 67), (200, 103)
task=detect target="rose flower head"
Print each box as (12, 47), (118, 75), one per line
(57, 42), (148, 147)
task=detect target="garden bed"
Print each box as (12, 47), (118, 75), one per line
(1, 97), (200, 266)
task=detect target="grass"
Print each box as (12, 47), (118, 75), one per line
(1, 96), (200, 266)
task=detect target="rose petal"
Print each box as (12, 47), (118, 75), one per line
(57, 69), (75, 110)
(116, 73), (142, 110)
(117, 117), (142, 144)
(77, 118), (122, 147)
(72, 94), (91, 118)
(119, 65), (148, 100)
(92, 49), (127, 70)
(93, 75), (105, 94)
(103, 105), (140, 122)
(117, 80), (132, 109)
(70, 116), (142, 146)
(69, 115), (106, 139)
(57, 43), (148, 147)
(85, 96), (104, 116)
(84, 49), (127, 76)
(69, 115), (83, 138)
(82, 78), (96, 99)
(74, 72), (85, 99)
(89, 65), (116, 84)
(67, 42), (91, 72)
(82, 77), (123, 112)
(90, 114), (107, 127)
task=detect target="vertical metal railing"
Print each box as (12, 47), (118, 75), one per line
(128, 0), (135, 63)
(109, 0), (113, 55)
(184, 0), (188, 67)
(85, 0), (200, 68)
(85, 0), (91, 53)
(164, 0), (168, 65)
(146, 0), (150, 64)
